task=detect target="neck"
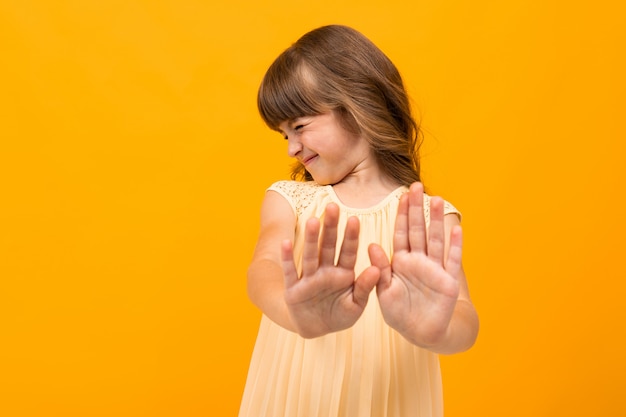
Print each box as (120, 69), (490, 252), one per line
(330, 173), (402, 208)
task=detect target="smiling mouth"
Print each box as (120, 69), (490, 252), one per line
(302, 155), (318, 166)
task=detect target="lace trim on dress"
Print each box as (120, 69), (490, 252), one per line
(268, 181), (324, 217)
(268, 180), (461, 221)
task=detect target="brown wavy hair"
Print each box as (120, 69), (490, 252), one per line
(258, 25), (422, 186)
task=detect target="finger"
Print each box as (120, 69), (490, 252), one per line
(319, 203), (340, 266)
(444, 224), (463, 278)
(427, 196), (445, 264)
(281, 239), (299, 288)
(301, 217), (320, 277)
(368, 243), (392, 289)
(353, 265), (380, 308)
(337, 216), (360, 269)
(408, 182), (427, 253)
(393, 193), (410, 253)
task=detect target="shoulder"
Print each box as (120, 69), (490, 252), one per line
(267, 180), (324, 199)
(267, 180), (327, 217)
(423, 193), (462, 222)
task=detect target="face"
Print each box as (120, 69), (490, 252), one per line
(278, 111), (373, 185)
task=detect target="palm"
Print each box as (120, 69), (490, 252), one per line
(282, 203), (380, 338)
(370, 183), (463, 347)
(380, 247), (459, 342)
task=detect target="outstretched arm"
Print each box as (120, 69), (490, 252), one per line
(247, 191), (380, 338)
(246, 191), (299, 332)
(369, 182), (479, 354)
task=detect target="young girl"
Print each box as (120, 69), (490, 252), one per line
(240, 25), (479, 417)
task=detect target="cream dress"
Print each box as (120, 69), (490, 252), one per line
(239, 181), (460, 417)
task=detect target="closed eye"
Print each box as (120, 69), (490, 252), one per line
(282, 125), (303, 140)
(279, 120), (306, 140)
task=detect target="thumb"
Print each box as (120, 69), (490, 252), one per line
(368, 244), (392, 288)
(281, 239), (299, 289)
(353, 266), (380, 308)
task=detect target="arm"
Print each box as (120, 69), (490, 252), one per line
(369, 183), (479, 354)
(247, 190), (380, 338)
(247, 190), (299, 332)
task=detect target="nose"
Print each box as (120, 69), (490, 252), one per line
(287, 137), (302, 158)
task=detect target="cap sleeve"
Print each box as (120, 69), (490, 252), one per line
(423, 194), (462, 223)
(266, 180), (324, 217)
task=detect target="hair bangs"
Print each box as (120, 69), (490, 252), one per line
(258, 56), (327, 131)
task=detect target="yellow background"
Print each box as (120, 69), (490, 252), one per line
(1, 0), (624, 416)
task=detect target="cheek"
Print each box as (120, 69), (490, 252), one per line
(353, 136), (370, 153)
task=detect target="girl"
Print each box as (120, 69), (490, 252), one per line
(240, 25), (479, 417)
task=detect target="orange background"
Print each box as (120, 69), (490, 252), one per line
(1, 1), (624, 416)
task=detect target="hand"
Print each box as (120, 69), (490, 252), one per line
(369, 182), (463, 348)
(282, 203), (380, 338)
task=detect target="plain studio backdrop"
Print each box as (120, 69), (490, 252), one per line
(1, 1), (624, 416)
